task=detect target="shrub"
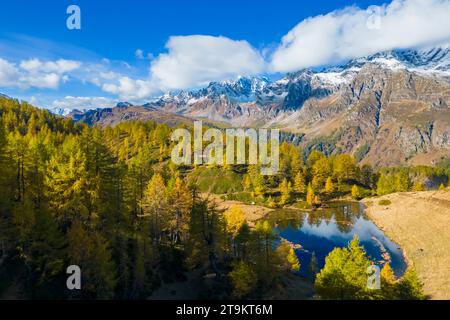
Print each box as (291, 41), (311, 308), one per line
(187, 166), (243, 194)
(293, 200), (312, 210)
(355, 144), (370, 162)
(378, 199), (391, 206)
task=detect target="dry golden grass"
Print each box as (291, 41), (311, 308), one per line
(200, 193), (272, 227)
(363, 189), (450, 299)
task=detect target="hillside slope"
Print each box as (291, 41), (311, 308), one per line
(363, 190), (450, 299)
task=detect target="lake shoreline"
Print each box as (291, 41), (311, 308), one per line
(362, 190), (450, 300)
(361, 201), (413, 271)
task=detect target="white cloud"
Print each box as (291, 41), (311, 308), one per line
(135, 49), (144, 59)
(20, 58), (81, 73)
(101, 76), (156, 100)
(20, 73), (61, 89)
(270, 0), (450, 72)
(150, 35), (266, 90)
(97, 35), (266, 100)
(0, 57), (81, 89)
(135, 49), (153, 61)
(78, 59), (154, 100)
(88, 70), (122, 86)
(0, 58), (20, 87)
(51, 96), (116, 110)
(5, 0), (450, 104)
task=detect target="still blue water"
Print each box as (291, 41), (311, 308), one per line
(268, 202), (407, 278)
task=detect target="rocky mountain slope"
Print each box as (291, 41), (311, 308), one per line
(68, 103), (230, 128)
(65, 47), (450, 167)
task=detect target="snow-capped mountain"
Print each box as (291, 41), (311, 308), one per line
(116, 102), (133, 108)
(152, 76), (271, 106)
(382, 47), (450, 73)
(72, 46), (450, 167)
(332, 46), (450, 76)
(50, 107), (74, 117)
(50, 102), (131, 117)
(149, 47), (450, 118)
(203, 76), (270, 101)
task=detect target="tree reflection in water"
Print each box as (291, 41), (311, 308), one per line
(264, 201), (407, 278)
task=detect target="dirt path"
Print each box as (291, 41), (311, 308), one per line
(363, 189), (450, 300)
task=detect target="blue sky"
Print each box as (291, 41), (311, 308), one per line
(0, 0), (449, 109)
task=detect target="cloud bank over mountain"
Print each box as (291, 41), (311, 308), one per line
(99, 0), (450, 100)
(1, 0), (450, 105)
(150, 35), (266, 90)
(270, 0), (450, 72)
(51, 96), (116, 110)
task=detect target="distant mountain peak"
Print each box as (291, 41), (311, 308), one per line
(336, 46), (450, 76)
(116, 102), (133, 108)
(49, 107), (74, 117)
(66, 46), (450, 130)
(65, 46), (450, 168)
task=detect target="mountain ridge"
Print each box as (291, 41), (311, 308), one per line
(37, 47), (450, 167)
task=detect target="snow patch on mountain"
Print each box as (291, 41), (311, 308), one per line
(315, 71), (352, 86)
(50, 107), (74, 116)
(45, 46), (450, 118)
(339, 47), (450, 77)
(147, 47), (450, 114)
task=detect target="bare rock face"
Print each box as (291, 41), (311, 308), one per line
(432, 123), (450, 149)
(395, 126), (433, 157)
(278, 64), (450, 167)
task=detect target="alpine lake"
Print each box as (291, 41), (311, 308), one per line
(266, 201), (407, 278)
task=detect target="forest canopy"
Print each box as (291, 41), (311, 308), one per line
(0, 97), (436, 299)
